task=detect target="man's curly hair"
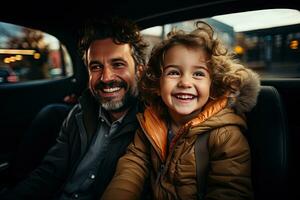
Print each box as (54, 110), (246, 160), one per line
(78, 17), (148, 68)
(139, 21), (246, 116)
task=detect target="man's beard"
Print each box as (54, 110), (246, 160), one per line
(101, 89), (137, 112)
(91, 78), (138, 112)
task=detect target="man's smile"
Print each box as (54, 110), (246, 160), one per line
(102, 87), (122, 93)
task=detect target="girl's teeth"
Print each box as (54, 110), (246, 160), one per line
(176, 95), (193, 99)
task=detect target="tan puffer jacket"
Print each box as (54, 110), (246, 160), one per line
(102, 69), (259, 200)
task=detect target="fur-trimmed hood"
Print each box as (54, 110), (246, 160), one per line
(136, 67), (260, 159)
(227, 68), (261, 115)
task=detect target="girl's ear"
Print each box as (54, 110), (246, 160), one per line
(137, 65), (144, 79)
(156, 89), (161, 96)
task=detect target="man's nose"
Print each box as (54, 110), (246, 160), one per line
(101, 66), (114, 82)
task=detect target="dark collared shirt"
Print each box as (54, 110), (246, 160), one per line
(60, 107), (127, 200)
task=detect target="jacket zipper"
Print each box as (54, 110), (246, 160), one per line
(155, 132), (182, 184)
(156, 164), (166, 185)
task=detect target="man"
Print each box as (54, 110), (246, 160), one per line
(1, 17), (148, 200)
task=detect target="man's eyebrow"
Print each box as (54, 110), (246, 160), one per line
(88, 57), (128, 66)
(111, 57), (128, 64)
(88, 60), (102, 66)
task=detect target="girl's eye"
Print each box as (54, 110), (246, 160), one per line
(164, 69), (180, 77)
(193, 71), (206, 78)
(168, 71), (179, 75)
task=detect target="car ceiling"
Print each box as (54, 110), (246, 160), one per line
(0, 0), (297, 46)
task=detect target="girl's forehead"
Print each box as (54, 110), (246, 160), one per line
(161, 44), (213, 74)
(164, 44), (209, 62)
(167, 44), (208, 55)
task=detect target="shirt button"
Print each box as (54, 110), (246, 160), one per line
(100, 118), (104, 122)
(74, 193), (79, 198)
(90, 174), (96, 179)
(105, 134), (108, 138)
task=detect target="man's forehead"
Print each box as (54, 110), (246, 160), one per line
(91, 38), (130, 49)
(88, 39), (132, 55)
(87, 38), (134, 63)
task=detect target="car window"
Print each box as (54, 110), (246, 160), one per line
(142, 8), (300, 78)
(0, 21), (73, 84)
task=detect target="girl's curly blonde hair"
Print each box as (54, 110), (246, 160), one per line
(139, 21), (247, 116)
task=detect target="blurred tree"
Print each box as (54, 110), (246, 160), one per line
(6, 28), (50, 81)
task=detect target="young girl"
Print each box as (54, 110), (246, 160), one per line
(102, 21), (259, 200)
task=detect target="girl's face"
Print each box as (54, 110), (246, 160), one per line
(159, 45), (212, 124)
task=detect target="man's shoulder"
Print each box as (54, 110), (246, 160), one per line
(139, 102), (146, 112)
(78, 89), (96, 105)
(136, 99), (146, 113)
(69, 104), (82, 114)
(128, 99), (145, 119)
(61, 104), (81, 126)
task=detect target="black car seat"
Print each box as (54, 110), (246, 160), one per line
(245, 85), (289, 200)
(9, 103), (72, 184)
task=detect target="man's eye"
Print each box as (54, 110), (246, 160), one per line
(90, 65), (102, 72)
(113, 62), (125, 67)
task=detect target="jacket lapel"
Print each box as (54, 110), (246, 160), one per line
(78, 89), (99, 142)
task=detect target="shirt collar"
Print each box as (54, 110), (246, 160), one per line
(98, 105), (131, 126)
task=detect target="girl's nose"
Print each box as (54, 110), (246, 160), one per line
(178, 74), (192, 88)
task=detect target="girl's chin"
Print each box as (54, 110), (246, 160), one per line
(174, 108), (202, 121)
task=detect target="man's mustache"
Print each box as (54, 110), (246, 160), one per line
(95, 80), (127, 90)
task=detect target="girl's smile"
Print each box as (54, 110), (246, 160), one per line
(159, 45), (212, 124)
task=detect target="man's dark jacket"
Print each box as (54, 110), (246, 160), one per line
(1, 89), (141, 200)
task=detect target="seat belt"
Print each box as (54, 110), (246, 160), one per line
(195, 132), (210, 200)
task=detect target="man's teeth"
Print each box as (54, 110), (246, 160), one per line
(103, 87), (121, 93)
(176, 94), (194, 99)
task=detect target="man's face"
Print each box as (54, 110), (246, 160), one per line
(87, 38), (138, 112)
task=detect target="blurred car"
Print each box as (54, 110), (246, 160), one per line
(0, 0), (299, 199)
(0, 67), (19, 84)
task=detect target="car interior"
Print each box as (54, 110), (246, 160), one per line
(0, 0), (299, 199)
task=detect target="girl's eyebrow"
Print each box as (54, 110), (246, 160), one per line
(195, 64), (208, 69)
(194, 65), (210, 73)
(163, 64), (209, 71)
(163, 64), (179, 69)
